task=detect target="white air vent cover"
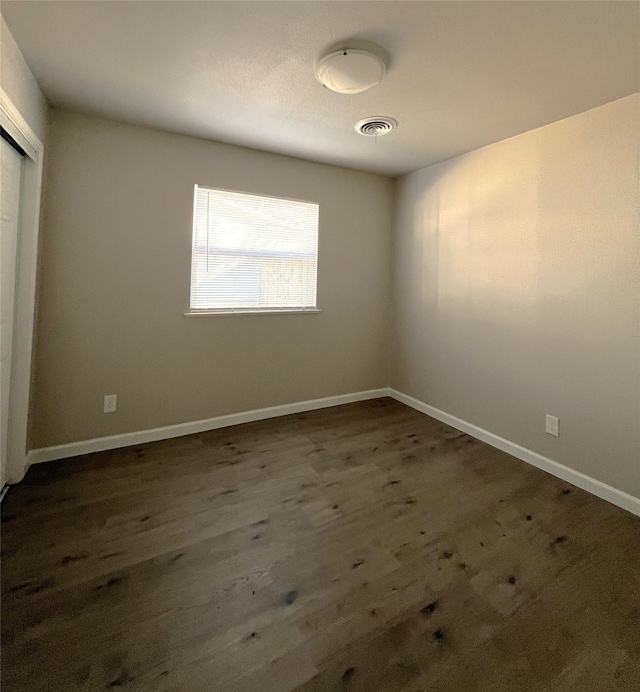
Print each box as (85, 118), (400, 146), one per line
(355, 116), (397, 137)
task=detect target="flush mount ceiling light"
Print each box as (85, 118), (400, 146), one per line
(316, 48), (387, 94)
(355, 116), (397, 137)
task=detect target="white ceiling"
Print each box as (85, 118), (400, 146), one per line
(3, 1), (639, 177)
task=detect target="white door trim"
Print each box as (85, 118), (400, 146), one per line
(0, 87), (44, 484)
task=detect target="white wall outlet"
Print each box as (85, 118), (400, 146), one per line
(103, 394), (117, 413)
(545, 414), (559, 437)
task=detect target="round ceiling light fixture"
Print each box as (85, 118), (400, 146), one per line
(355, 116), (397, 137)
(315, 48), (387, 94)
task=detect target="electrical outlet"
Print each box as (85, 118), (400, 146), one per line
(103, 394), (117, 413)
(545, 414), (559, 437)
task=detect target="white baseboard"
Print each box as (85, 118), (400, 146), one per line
(26, 388), (391, 467)
(389, 389), (640, 518)
(23, 387), (640, 518)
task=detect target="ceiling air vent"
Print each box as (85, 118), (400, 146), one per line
(354, 116), (397, 137)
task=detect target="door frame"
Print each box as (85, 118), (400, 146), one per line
(0, 87), (44, 484)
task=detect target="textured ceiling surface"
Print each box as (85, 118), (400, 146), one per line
(2, 1), (639, 176)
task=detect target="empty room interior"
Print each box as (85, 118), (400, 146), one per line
(1, 1), (639, 690)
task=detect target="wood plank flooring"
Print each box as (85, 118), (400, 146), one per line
(2, 398), (639, 691)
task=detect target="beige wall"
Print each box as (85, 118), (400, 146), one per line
(0, 16), (48, 142)
(33, 110), (393, 447)
(30, 93), (640, 502)
(392, 94), (640, 497)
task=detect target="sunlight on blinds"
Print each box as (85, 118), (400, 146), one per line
(190, 186), (319, 312)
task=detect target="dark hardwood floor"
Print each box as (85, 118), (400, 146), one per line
(2, 398), (639, 691)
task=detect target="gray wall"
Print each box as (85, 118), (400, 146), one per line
(392, 94), (639, 497)
(0, 15), (48, 143)
(29, 94), (640, 502)
(34, 110), (393, 447)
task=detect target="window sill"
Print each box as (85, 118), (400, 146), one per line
(184, 309), (322, 317)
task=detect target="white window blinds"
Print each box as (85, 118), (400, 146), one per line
(190, 186), (319, 312)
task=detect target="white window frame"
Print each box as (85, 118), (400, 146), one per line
(185, 186), (321, 316)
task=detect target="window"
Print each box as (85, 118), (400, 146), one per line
(189, 186), (319, 313)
